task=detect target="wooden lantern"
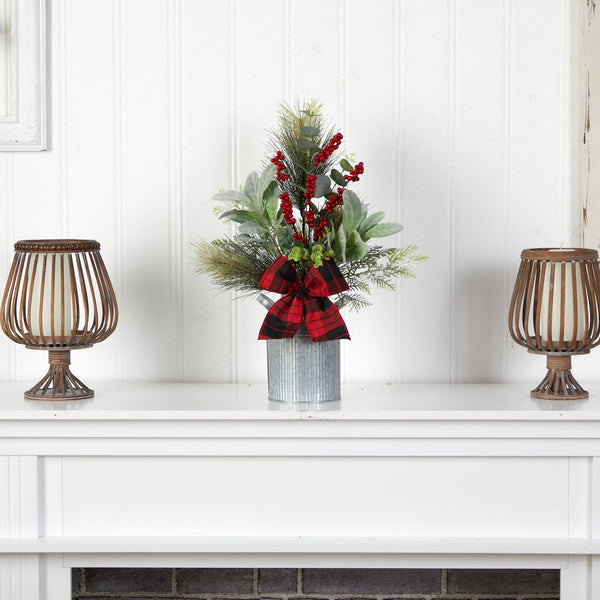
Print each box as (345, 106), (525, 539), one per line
(0, 240), (118, 400)
(508, 248), (600, 400)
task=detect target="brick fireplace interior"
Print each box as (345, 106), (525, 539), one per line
(71, 567), (560, 599)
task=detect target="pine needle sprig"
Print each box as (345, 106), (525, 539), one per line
(192, 238), (277, 297)
(334, 292), (372, 312)
(336, 245), (427, 311)
(267, 99), (337, 210)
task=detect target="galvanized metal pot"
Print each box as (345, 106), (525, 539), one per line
(266, 322), (341, 404)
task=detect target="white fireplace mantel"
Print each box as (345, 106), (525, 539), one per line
(1, 382), (600, 599)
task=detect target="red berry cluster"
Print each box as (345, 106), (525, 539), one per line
(279, 192), (295, 225)
(324, 187), (344, 213)
(305, 209), (315, 228)
(304, 174), (317, 201)
(344, 161), (364, 182)
(271, 151), (289, 181)
(313, 133), (343, 166)
(293, 232), (306, 243)
(313, 216), (329, 241)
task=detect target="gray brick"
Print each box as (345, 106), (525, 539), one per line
(177, 568), (254, 594)
(302, 568), (441, 595)
(71, 568), (80, 593)
(447, 568), (560, 595)
(84, 567), (172, 593)
(259, 568), (298, 593)
(333, 597), (381, 600)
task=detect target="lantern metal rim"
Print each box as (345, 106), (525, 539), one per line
(14, 239), (100, 253)
(520, 247), (598, 261)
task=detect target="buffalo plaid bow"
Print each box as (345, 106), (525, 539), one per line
(258, 255), (351, 342)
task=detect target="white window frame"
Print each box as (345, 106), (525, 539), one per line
(0, 0), (45, 150)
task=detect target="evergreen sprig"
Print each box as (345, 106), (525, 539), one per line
(194, 100), (427, 312)
(192, 238), (277, 297)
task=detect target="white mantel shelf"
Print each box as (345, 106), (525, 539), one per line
(2, 382), (600, 599)
(2, 535), (600, 555)
(4, 381), (600, 418)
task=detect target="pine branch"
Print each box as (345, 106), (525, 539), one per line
(340, 245), (427, 300)
(192, 238), (278, 297)
(334, 292), (372, 312)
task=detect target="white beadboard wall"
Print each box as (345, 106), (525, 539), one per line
(0, 0), (591, 385)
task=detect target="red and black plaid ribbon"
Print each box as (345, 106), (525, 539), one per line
(258, 255), (350, 342)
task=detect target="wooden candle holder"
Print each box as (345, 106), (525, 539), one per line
(509, 248), (600, 400)
(0, 240), (118, 400)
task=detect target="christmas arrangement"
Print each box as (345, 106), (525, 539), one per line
(194, 100), (425, 341)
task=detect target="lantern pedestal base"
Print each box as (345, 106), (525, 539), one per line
(25, 348), (93, 401)
(530, 353), (588, 401)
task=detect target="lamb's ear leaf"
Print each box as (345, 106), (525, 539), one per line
(263, 181), (279, 224)
(332, 226), (346, 263)
(345, 231), (368, 261)
(363, 222), (403, 240)
(238, 221), (268, 235)
(213, 190), (253, 208)
(358, 211), (386, 236)
(258, 164), (276, 203)
(219, 209), (262, 225)
(341, 190), (363, 234)
(243, 171), (260, 203)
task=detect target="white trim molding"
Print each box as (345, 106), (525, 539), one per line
(0, 0), (45, 150)
(0, 383), (600, 599)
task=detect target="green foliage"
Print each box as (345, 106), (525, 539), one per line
(192, 238), (278, 298)
(338, 245), (428, 311)
(214, 163), (290, 256)
(267, 99), (336, 211)
(324, 189), (405, 267)
(193, 99), (427, 312)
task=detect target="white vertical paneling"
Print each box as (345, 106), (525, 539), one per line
(8, 0), (64, 384)
(288, 0), (344, 379)
(394, 0), (453, 382)
(168, 0), (184, 381)
(59, 0), (119, 383)
(0, 457), (40, 600)
(343, 0), (397, 381)
(182, 0), (235, 381)
(506, 0), (566, 383)
(235, 0), (286, 383)
(453, 0), (508, 382)
(112, 0), (125, 382)
(0, 153), (13, 380)
(290, 0), (342, 123)
(119, 0), (172, 380)
(0, 0), (588, 385)
(593, 457), (600, 599)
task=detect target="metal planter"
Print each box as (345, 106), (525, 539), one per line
(266, 323), (341, 404)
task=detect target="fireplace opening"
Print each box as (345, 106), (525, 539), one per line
(71, 567), (560, 598)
